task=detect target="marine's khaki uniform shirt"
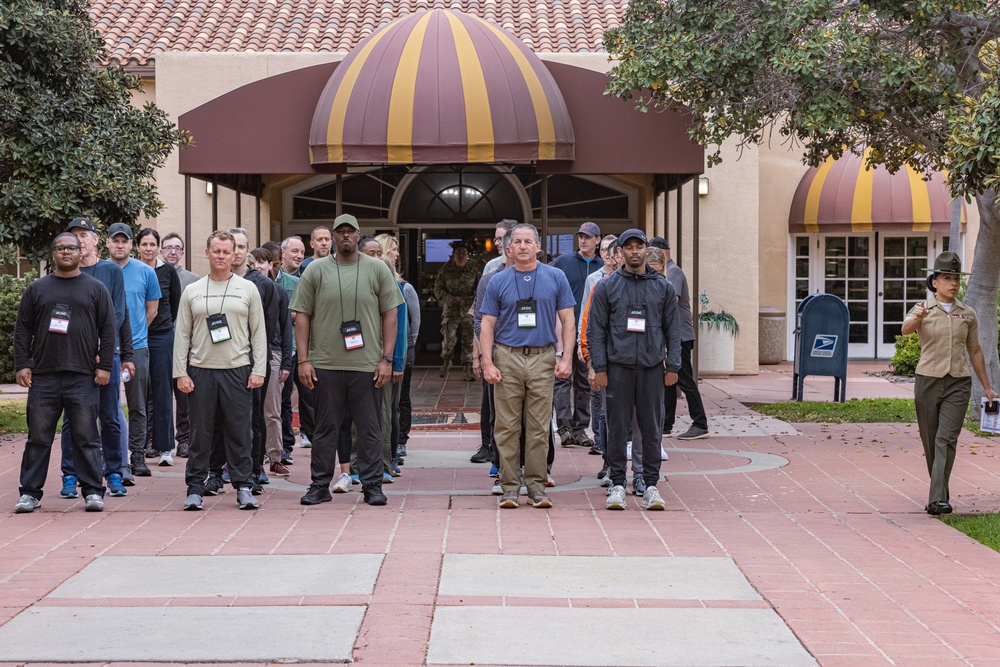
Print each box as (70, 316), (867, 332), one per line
(908, 297), (980, 378)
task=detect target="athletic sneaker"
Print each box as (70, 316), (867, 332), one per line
(350, 473), (360, 484)
(606, 485), (627, 510)
(382, 472), (394, 484)
(676, 426), (709, 440)
(547, 473), (555, 488)
(489, 464), (499, 477)
(498, 492), (519, 509)
(660, 447), (670, 460)
(183, 494), (203, 511)
(60, 475), (78, 499)
(159, 451), (174, 466)
(529, 491), (552, 508)
(299, 434), (312, 448)
(107, 473), (127, 497)
(332, 472), (353, 493)
(203, 474), (224, 496)
(491, 479), (503, 495)
(236, 487), (258, 510)
(14, 494), (41, 513)
(84, 494), (104, 512)
(640, 486), (666, 511)
(631, 476), (647, 497)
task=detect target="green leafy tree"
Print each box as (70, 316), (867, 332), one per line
(0, 0), (185, 263)
(605, 0), (1000, 407)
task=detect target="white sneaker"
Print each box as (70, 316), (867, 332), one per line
(606, 485), (627, 510)
(660, 447), (670, 460)
(332, 472), (352, 494)
(626, 441), (632, 459)
(547, 474), (555, 488)
(159, 451), (174, 466)
(14, 494), (40, 513)
(84, 494), (105, 512)
(299, 434), (312, 448)
(641, 486), (666, 511)
(491, 479), (503, 495)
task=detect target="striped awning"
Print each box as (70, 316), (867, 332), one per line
(309, 9), (575, 165)
(788, 149), (966, 234)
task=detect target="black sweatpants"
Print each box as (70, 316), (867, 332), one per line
(186, 365), (253, 495)
(311, 369), (383, 490)
(606, 364), (664, 488)
(664, 340), (708, 431)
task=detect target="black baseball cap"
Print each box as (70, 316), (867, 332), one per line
(67, 217), (97, 233)
(107, 222), (133, 239)
(617, 229), (648, 248)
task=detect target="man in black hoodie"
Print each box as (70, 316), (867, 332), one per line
(588, 229), (681, 512)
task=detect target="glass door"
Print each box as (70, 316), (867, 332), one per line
(877, 236), (932, 358)
(821, 235), (874, 358)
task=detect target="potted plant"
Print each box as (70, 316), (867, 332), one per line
(697, 290), (739, 374)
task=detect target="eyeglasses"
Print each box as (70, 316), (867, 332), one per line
(54, 245), (81, 253)
(162, 245), (183, 253)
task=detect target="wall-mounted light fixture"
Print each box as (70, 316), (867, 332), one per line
(206, 182), (214, 196)
(698, 176), (710, 197)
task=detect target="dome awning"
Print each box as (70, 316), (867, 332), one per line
(309, 9), (575, 165)
(788, 150), (966, 234)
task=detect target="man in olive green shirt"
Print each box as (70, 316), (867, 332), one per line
(291, 214), (403, 507)
(173, 231), (267, 511)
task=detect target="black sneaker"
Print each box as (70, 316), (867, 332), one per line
(588, 441), (604, 456)
(470, 444), (491, 463)
(176, 442), (190, 458)
(676, 426), (709, 440)
(363, 486), (388, 506)
(280, 449), (294, 465)
(557, 427), (574, 447)
(203, 474), (224, 496)
(144, 445), (158, 458)
(300, 485), (332, 505)
(131, 452), (152, 476)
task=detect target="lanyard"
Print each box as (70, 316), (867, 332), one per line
(206, 276), (233, 317)
(335, 257), (361, 321)
(514, 267), (538, 301)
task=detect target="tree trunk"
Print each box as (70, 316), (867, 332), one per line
(950, 197), (962, 251)
(965, 192), (1000, 417)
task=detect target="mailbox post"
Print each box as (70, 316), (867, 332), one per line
(792, 294), (850, 402)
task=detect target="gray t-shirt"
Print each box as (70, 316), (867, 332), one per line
(665, 259), (695, 342)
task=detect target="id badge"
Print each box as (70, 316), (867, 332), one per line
(207, 312), (232, 343)
(49, 305), (71, 334)
(516, 299), (537, 328)
(627, 305), (646, 333)
(341, 320), (365, 350)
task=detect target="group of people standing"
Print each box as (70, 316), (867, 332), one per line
(13, 215), (420, 513)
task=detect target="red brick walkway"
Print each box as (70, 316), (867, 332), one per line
(2, 363), (1000, 666)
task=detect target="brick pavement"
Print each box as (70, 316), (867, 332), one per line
(1, 363), (1000, 665)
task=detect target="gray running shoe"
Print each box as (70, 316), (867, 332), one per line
(14, 494), (40, 513)
(631, 476), (647, 496)
(606, 485), (627, 510)
(84, 494), (105, 512)
(498, 492), (519, 509)
(676, 426), (709, 440)
(183, 494), (203, 511)
(641, 486), (666, 511)
(491, 479), (503, 495)
(236, 487), (258, 510)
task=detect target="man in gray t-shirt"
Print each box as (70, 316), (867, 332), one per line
(651, 237), (709, 440)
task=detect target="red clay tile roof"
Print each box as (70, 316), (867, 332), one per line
(88, 0), (624, 67)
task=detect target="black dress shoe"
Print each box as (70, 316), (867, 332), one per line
(925, 501), (953, 515)
(363, 486), (388, 506)
(300, 486), (332, 505)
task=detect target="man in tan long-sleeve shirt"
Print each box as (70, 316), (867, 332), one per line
(173, 231), (267, 511)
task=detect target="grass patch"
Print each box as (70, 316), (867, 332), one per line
(0, 398), (27, 434)
(748, 398), (917, 423)
(940, 513), (1000, 552)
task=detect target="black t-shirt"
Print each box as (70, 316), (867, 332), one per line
(14, 273), (116, 375)
(150, 261), (181, 335)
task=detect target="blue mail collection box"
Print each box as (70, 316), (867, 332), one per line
(792, 293), (849, 402)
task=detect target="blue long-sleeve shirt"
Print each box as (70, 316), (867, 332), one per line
(391, 283), (408, 372)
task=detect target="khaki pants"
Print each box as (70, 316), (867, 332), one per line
(264, 350), (283, 463)
(915, 373), (971, 505)
(493, 344), (556, 495)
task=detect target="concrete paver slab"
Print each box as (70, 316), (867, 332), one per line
(440, 554), (762, 600)
(0, 606), (364, 662)
(427, 606), (818, 666)
(49, 555), (383, 598)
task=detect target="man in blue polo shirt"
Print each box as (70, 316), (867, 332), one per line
(107, 222), (161, 479)
(481, 223), (575, 510)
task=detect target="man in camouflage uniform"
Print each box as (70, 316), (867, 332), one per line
(435, 241), (478, 380)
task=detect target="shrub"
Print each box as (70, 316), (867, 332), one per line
(890, 332), (922, 377)
(0, 272), (34, 383)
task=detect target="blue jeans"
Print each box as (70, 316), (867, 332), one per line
(61, 353), (123, 478)
(148, 332), (175, 452)
(22, 372), (105, 499)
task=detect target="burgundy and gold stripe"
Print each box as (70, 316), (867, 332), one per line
(309, 9), (575, 165)
(788, 149), (965, 234)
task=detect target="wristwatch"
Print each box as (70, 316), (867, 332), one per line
(382, 355), (393, 363)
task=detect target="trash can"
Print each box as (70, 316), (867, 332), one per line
(792, 294), (849, 402)
(758, 307), (785, 365)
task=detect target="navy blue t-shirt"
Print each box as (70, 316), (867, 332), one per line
(81, 259), (126, 334)
(481, 263), (575, 347)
